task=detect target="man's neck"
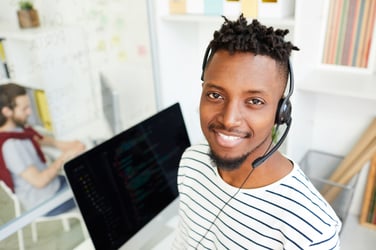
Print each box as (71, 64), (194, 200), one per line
(0, 121), (19, 132)
(217, 152), (293, 189)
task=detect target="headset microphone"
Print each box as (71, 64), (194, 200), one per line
(252, 119), (292, 168)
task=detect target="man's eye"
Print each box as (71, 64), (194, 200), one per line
(248, 99), (264, 105)
(207, 92), (223, 100)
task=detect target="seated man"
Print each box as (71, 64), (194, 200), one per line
(0, 83), (85, 216)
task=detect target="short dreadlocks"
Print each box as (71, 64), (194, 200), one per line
(203, 14), (299, 81)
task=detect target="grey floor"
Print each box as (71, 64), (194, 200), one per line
(0, 218), (85, 250)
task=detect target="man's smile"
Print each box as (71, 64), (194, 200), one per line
(212, 129), (251, 148)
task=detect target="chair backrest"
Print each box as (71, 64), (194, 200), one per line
(0, 159), (15, 192)
(0, 180), (22, 224)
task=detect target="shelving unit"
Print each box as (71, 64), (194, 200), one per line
(289, 0), (376, 160)
(298, 69), (376, 101)
(154, 0), (376, 153)
(161, 13), (295, 27)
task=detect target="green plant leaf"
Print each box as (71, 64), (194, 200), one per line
(19, 1), (34, 10)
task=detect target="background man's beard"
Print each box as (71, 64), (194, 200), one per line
(209, 149), (250, 171)
(11, 116), (27, 128)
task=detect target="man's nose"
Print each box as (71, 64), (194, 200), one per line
(221, 102), (243, 128)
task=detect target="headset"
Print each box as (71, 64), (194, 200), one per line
(200, 46), (294, 168)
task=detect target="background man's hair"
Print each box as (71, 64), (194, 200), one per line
(0, 83), (26, 126)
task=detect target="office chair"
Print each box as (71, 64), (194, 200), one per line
(0, 180), (89, 247)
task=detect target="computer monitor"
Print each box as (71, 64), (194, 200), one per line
(99, 73), (123, 135)
(64, 103), (190, 250)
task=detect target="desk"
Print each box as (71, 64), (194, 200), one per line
(73, 216), (178, 250)
(73, 212), (376, 250)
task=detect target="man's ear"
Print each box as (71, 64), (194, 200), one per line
(1, 106), (13, 118)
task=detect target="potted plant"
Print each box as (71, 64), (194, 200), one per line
(17, 1), (40, 29)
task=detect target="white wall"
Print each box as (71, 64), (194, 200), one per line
(0, 0), (157, 141)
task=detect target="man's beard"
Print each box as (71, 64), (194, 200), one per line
(11, 116), (27, 128)
(209, 135), (271, 171)
(209, 149), (250, 171)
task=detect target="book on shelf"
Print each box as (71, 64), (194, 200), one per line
(322, 0), (376, 69)
(24, 87), (54, 132)
(34, 89), (53, 132)
(0, 39), (10, 80)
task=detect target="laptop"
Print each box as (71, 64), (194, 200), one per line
(64, 103), (190, 250)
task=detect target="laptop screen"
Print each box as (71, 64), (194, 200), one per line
(64, 103), (190, 250)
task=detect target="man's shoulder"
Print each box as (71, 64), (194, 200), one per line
(180, 144), (212, 170)
(0, 128), (31, 145)
(183, 143), (210, 156)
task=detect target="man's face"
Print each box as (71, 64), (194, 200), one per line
(200, 50), (285, 171)
(11, 95), (32, 127)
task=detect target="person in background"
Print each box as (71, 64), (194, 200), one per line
(0, 83), (85, 215)
(173, 15), (341, 249)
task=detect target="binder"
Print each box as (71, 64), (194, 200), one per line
(0, 39), (10, 79)
(34, 89), (53, 132)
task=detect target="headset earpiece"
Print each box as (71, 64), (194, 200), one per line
(275, 60), (294, 125)
(275, 98), (292, 125)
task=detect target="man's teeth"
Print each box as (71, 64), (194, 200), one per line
(218, 133), (241, 141)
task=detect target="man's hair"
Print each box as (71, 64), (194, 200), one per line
(205, 14), (299, 80)
(0, 83), (27, 126)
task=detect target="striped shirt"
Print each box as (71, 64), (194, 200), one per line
(172, 144), (341, 250)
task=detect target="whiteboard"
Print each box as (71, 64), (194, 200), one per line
(0, 0), (157, 139)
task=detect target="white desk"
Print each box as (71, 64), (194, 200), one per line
(74, 210), (376, 250)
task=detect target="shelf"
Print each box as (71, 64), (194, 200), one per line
(297, 69), (376, 101)
(162, 14), (295, 27)
(0, 22), (70, 41)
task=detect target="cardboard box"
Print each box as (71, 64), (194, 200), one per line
(169, 0), (187, 14)
(258, 0), (295, 18)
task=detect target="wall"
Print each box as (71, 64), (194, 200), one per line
(0, 0), (157, 140)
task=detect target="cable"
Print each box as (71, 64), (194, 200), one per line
(195, 138), (273, 248)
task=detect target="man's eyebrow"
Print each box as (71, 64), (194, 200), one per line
(245, 89), (267, 95)
(205, 83), (267, 94)
(202, 83), (222, 90)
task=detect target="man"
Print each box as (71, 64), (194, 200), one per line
(173, 15), (341, 249)
(0, 83), (85, 215)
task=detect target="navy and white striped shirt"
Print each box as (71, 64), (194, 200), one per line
(172, 144), (341, 250)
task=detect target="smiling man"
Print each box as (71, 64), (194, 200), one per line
(172, 15), (341, 249)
